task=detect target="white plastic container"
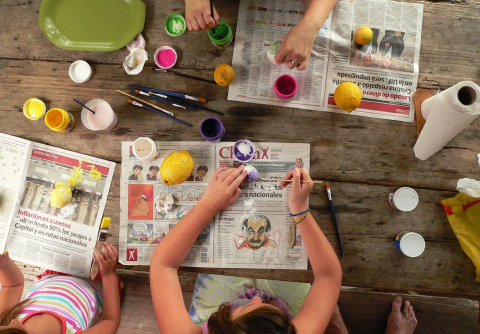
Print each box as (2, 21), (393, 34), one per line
(395, 231), (425, 257)
(81, 99), (117, 131)
(133, 137), (159, 161)
(69, 60), (92, 83)
(389, 187), (419, 212)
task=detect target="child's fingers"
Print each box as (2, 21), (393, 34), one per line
(213, 7), (220, 22)
(218, 168), (236, 182)
(189, 18), (200, 31)
(212, 167), (226, 181)
(296, 59), (308, 71)
(195, 15), (207, 30)
(224, 165), (244, 185)
(93, 248), (105, 266)
(203, 11), (217, 28)
(279, 171), (294, 188)
(102, 244), (113, 260)
(229, 169), (247, 190)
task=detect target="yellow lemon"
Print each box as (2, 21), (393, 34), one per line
(334, 82), (362, 112)
(354, 26), (373, 45)
(160, 150), (195, 186)
(214, 64), (235, 86)
(50, 182), (72, 208)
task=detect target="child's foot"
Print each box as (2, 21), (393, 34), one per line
(325, 305), (349, 334)
(385, 297), (418, 334)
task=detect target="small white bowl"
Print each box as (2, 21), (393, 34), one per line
(69, 60), (92, 83)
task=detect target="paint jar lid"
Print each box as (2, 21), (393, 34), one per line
(392, 187), (419, 212)
(164, 14), (187, 37)
(133, 137), (158, 161)
(69, 60), (92, 83)
(233, 139), (255, 162)
(23, 98), (46, 120)
(399, 232), (425, 257)
(154, 46), (178, 69)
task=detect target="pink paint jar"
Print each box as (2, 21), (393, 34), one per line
(81, 99), (117, 131)
(154, 46), (177, 69)
(274, 75), (297, 101)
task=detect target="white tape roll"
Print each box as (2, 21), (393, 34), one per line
(414, 81), (480, 160)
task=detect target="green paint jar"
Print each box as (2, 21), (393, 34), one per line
(164, 14), (187, 37)
(208, 20), (233, 48)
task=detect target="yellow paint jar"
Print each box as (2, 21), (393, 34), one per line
(23, 98), (46, 120)
(45, 108), (75, 133)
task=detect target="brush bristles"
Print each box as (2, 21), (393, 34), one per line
(325, 183), (330, 188)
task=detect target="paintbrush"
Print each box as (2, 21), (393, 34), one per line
(326, 183), (344, 256)
(155, 69), (217, 85)
(128, 85), (207, 102)
(73, 99), (95, 114)
(133, 90), (187, 109)
(273, 179), (323, 184)
(127, 100), (193, 127)
(210, 0), (215, 35)
(116, 90), (178, 117)
(147, 91), (197, 110)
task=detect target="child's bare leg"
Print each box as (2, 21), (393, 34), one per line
(385, 297), (417, 334)
(325, 305), (348, 334)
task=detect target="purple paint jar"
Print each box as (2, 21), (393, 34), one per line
(243, 165), (258, 182)
(200, 117), (225, 142)
(274, 75), (297, 101)
(233, 139), (255, 162)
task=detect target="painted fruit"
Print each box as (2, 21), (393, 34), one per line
(354, 26), (373, 45)
(160, 150), (195, 186)
(50, 182), (72, 208)
(334, 82), (362, 112)
(244, 166), (258, 182)
(214, 64), (235, 86)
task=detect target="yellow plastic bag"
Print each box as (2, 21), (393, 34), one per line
(441, 193), (480, 281)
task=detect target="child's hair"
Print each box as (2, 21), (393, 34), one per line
(0, 299), (32, 327)
(207, 302), (297, 334)
(0, 329), (28, 334)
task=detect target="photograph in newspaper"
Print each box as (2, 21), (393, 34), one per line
(229, 0), (423, 122)
(6, 143), (115, 277)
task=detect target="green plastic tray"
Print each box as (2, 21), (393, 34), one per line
(39, 0), (146, 51)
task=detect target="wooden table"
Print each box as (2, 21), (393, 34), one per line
(1, 0), (479, 314)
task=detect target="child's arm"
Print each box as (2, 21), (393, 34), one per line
(280, 168), (342, 334)
(150, 166), (247, 334)
(275, 0), (338, 70)
(0, 251), (24, 314)
(185, 0), (220, 31)
(83, 244), (120, 334)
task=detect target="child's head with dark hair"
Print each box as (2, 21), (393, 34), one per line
(208, 302), (296, 334)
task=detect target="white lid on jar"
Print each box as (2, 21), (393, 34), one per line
(399, 232), (425, 257)
(69, 60), (92, 83)
(393, 187), (419, 212)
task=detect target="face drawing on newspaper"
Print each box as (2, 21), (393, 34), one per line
(233, 215), (281, 263)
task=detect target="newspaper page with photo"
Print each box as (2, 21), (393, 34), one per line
(119, 141), (310, 270)
(324, 0), (423, 121)
(228, 0), (423, 122)
(0, 133), (116, 277)
(119, 141), (215, 266)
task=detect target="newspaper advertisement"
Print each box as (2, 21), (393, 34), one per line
(119, 141), (309, 270)
(228, 0), (423, 122)
(0, 133), (116, 277)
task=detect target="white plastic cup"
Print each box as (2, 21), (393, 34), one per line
(388, 187), (419, 212)
(133, 138), (159, 161)
(81, 99), (117, 131)
(395, 231), (425, 257)
(69, 60), (92, 83)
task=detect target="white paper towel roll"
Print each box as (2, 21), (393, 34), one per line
(413, 81), (480, 160)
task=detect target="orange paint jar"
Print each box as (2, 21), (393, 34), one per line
(45, 108), (75, 133)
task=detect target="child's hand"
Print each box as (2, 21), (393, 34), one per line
(93, 244), (118, 277)
(0, 251), (10, 269)
(280, 168), (313, 213)
(274, 20), (318, 71)
(199, 166), (247, 213)
(185, 0), (219, 31)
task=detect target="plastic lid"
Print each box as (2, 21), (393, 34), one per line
(393, 187), (419, 212)
(69, 60), (92, 83)
(400, 232), (425, 257)
(23, 98), (46, 120)
(101, 217), (111, 229)
(164, 14), (186, 37)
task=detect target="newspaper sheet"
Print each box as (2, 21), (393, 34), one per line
(119, 141), (309, 270)
(0, 133), (116, 277)
(228, 0), (423, 122)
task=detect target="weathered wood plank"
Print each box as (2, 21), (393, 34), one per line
(1, 59), (480, 191)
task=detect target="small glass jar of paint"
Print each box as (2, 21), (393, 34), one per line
(164, 14), (187, 37)
(69, 60), (92, 83)
(200, 118), (225, 143)
(81, 99), (118, 131)
(388, 187), (419, 212)
(233, 139), (255, 163)
(45, 108), (75, 133)
(154, 46), (178, 69)
(208, 20), (233, 48)
(274, 75), (297, 101)
(23, 98), (46, 120)
(133, 137), (159, 161)
(395, 231), (425, 257)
